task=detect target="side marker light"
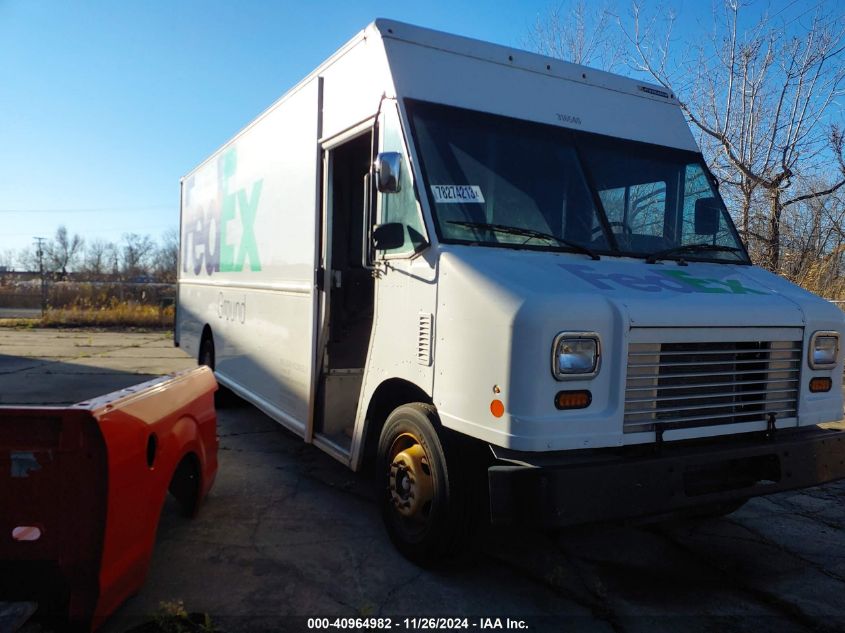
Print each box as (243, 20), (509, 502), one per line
(490, 399), (505, 418)
(809, 377), (832, 393)
(555, 390), (592, 410)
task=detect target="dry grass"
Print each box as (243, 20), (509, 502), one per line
(0, 303), (174, 329)
(0, 318), (39, 328)
(791, 246), (845, 303)
(43, 303), (174, 328)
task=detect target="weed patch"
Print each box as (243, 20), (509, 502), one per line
(0, 304), (173, 329)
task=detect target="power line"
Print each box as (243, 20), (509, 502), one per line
(0, 205), (172, 213)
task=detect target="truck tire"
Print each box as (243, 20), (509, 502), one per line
(199, 338), (215, 369)
(376, 403), (477, 565)
(198, 335), (235, 407)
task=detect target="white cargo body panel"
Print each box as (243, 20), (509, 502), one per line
(178, 77), (322, 432)
(176, 25), (398, 440)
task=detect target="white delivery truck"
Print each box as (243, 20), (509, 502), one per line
(177, 19), (845, 563)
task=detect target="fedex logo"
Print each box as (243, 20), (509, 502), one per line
(560, 264), (767, 295)
(182, 147), (263, 276)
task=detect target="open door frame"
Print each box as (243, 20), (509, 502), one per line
(306, 116), (377, 461)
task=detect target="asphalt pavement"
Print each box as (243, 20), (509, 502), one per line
(0, 308), (41, 319)
(1, 329), (845, 633)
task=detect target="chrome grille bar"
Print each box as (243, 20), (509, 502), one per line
(628, 348), (801, 358)
(626, 367), (800, 380)
(626, 396), (797, 416)
(624, 334), (802, 434)
(625, 378), (798, 393)
(624, 407), (798, 433)
(628, 358), (800, 369)
(625, 387), (797, 404)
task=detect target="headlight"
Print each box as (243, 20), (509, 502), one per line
(552, 332), (600, 380)
(809, 331), (839, 369)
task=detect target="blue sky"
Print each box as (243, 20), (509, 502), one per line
(0, 0), (829, 260)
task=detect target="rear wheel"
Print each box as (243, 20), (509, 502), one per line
(376, 403), (477, 565)
(199, 334), (236, 407)
(199, 337), (215, 369)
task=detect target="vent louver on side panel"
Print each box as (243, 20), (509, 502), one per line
(417, 313), (433, 366)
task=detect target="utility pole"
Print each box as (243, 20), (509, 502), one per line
(34, 236), (46, 317)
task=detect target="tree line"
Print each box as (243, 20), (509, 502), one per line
(0, 226), (178, 283)
(529, 0), (845, 295)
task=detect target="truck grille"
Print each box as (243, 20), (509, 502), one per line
(624, 334), (801, 433)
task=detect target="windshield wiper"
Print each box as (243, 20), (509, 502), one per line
(645, 243), (744, 264)
(447, 221), (600, 260)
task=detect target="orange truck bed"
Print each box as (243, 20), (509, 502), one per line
(0, 366), (218, 631)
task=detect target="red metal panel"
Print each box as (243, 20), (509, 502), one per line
(0, 366), (218, 631)
(0, 409), (107, 628)
(91, 367), (218, 626)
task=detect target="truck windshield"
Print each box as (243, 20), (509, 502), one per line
(408, 101), (749, 264)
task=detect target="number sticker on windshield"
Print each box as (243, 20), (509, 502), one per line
(431, 185), (485, 204)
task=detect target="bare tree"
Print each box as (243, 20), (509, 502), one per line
(152, 228), (179, 282)
(17, 246), (40, 273)
(107, 241), (120, 278)
(780, 183), (845, 284)
(82, 239), (114, 279)
(527, 1), (625, 70)
(624, 1), (845, 271)
(45, 225), (84, 276)
(0, 249), (15, 271)
(120, 233), (156, 279)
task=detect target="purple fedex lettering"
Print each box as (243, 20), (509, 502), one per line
(181, 147), (262, 276)
(182, 176), (198, 274)
(191, 211), (205, 275)
(559, 264), (615, 289)
(182, 175), (221, 276)
(646, 273), (694, 293)
(203, 205), (220, 275)
(607, 273), (661, 292)
(559, 264), (767, 295)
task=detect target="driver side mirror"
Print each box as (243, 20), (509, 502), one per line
(374, 152), (402, 194)
(694, 197), (721, 235)
(372, 223), (405, 251)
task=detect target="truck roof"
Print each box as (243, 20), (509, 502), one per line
(373, 18), (680, 107)
(183, 18), (696, 180)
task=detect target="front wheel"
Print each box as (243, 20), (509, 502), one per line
(376, 403), (476, 565)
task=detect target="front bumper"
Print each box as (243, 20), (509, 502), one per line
(488, 427), (845, 526)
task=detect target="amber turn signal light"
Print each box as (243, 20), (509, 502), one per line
(490, 399), (505, 418)
(555, 390), (592, 410)
(809, 377), (832, 393)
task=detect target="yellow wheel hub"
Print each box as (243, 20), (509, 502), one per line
(388, 436), (434, 519)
